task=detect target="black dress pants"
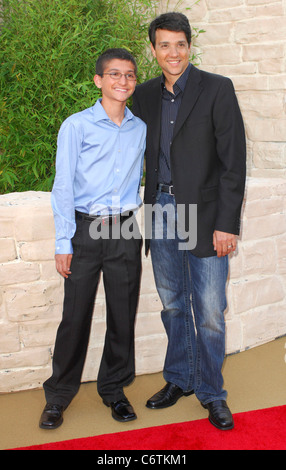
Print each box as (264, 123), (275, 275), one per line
(43, 214), (142, 408)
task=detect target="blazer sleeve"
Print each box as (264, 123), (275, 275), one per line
(212, 78), (246, 235)
(132, 90), (143, 120)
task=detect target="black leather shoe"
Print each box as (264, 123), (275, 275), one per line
(202, 400), (234, 431)
(39, 403), (65, 430)
(146, 382), (194, 409)
(103, 397), (137, 423)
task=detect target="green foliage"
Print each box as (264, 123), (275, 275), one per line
(0, 0), (203, 193)
(0, 0), (160, 193)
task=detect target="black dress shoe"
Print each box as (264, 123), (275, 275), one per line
(39, 403), (65, 430)
(103, 397), (137, 423)
(202, 400), (234, 431)
(146, 382), (194, 409)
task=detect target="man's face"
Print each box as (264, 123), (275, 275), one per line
(151, 29), (191, 81)
(94, 59), (137, 104)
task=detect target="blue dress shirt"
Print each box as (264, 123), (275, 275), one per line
(51, 99), (146, 254)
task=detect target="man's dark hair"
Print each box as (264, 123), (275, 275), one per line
(149, 12), (192, 47)
(96, 48), (137, 76)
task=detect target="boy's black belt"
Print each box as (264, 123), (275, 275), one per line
(75, 210), (133, 225)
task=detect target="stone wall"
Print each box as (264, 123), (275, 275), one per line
(1, 179), (286, 393)
(165, 0), (286, 176)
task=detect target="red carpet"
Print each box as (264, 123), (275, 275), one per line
(12, 405), (286, 451)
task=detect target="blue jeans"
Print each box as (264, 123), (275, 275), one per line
(150, 189), (228, 405)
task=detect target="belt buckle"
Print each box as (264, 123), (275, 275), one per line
(169, 185), (175, 196)
(101, 216), (110, 226)
(102, 215), (117, 226)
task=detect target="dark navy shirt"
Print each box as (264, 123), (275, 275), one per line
(158, 63), (191, 185)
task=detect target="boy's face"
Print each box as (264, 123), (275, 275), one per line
(151, 29), (191, 81)
(94, 59), (137, 104)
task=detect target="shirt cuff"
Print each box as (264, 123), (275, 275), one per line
(55, 239), (74, 255)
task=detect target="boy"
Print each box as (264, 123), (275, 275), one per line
(40, 49), (146, 429)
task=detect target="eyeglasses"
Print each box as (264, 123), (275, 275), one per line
(102, 72), (137, 82)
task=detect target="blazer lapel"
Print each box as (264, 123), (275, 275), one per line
(173, 66), (203, 141)
(146, 78), (162, 161)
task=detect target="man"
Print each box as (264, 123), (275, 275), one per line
(132, 13), (246, 430)
(39, 49), (146, 429)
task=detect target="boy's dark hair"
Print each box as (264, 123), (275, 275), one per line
(96, 48), (137, 76)
(149, 12), (192, 47)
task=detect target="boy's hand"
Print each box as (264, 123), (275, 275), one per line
(55, 254), (73, 278)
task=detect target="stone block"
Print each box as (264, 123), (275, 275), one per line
(19, 239), (55, 262)
(135, 311), (165, 338)
(239, 92), (285, 119)
(0, 239), (17, 263)
(225, 318), (243, 354)
(206, 0), (243, 9)
(5, 280), (63, 322)
(0, 291), (5, 320)
(276, 235), (286, 274)
(231, 75), (269, 92)
(19, 320), (60, 348)
(240, 239), (276, 275)
(243, 195), (285, 218)
(82, 344), (104, 382)
(253, 142), (286, 170)
(137, 293), (162, 314)
(197, 23), (233, 46)
(40, 260), (61, 281)
(231, 276), (285, 315)
(242, 213), (286, 241)
(0, 323), (21, 354)
(242, 43), (284, 62)
(0, 347), (50, 370)
(15, 212), (55, 242)
(241, 304), (286, 350)
(135, 335), (167, 376)
(0, 366), (52, 393)
(201, 45), (242, 65)
(0, 262), (40, 286)
(0, 219), (15, 238)
(235, 17), (286, 44)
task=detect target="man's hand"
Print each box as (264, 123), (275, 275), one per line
(213, 231), (237, 258)
(55, 254), (73, 279)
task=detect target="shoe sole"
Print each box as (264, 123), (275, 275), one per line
(208, 417), (234, 431)
(111, 414), (137, 423)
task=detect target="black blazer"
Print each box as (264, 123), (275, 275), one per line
(133, 65), (246, 257)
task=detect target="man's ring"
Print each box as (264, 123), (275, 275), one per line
(228, 245), (233, 249)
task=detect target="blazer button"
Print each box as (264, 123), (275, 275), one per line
(155, 168), (158, 172)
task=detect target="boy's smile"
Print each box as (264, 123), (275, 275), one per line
(94, 59), (137, 105)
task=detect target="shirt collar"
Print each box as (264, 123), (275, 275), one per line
(93, 99), (134, 123)
(161, 63), (192, 95)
